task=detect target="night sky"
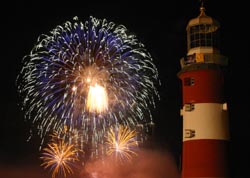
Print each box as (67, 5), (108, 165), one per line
(1, 1), (249, 178)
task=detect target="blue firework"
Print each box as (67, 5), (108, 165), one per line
(17, 16), (160, 153)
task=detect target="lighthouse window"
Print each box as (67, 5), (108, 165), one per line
(188, 24), (220, 50)
(184, 77), (195, 86)
(184, 103), (195, 111)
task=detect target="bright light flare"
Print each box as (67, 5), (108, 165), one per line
(87, 83), (108, 113)
(105, 125), (138, 162)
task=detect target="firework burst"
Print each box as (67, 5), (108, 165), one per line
(105, 125), (138, 163)
(40, 133), (81, 178)
(16, 16), (160, 156)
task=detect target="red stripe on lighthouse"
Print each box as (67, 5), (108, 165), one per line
(182, 140), (230, 177)
(179, 68), (225, 104)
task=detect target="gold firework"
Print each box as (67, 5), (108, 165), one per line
(105, 125), (138, 162)
(40, 139), (80, 178)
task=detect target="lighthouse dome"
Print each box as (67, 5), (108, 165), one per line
(187, 7), (220, 29)
(186, 6), (221, 55)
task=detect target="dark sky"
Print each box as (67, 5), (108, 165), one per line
(1, 1), (249, 178)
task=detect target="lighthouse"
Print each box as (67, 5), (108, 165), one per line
(178, 2), (230, 178)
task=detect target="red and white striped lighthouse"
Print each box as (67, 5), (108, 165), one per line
(178, 3), (230, 178)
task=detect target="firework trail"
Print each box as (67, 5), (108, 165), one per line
(105, 125), (138, 163)
(16, 16), (160, 156)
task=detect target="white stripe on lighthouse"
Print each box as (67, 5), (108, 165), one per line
(181, 103), (229, 141)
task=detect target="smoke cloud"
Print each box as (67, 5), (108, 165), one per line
(80, 148), (181, 178)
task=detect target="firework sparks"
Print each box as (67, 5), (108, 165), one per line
(16, 16), (160, 156)
(40, 140), (80, 178)
(105, 125), (138, 162)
